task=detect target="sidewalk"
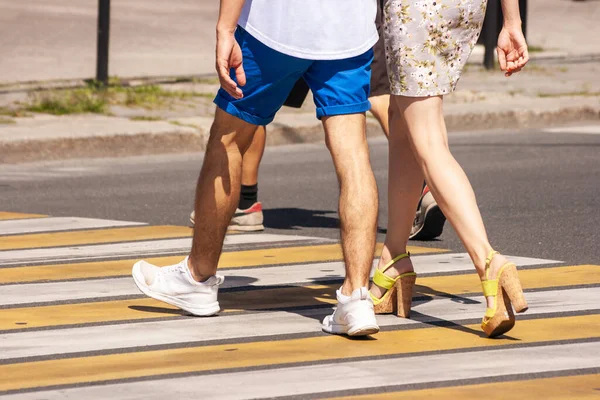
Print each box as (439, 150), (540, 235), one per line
(1, 60), (599, 163)
(1, 0), (598, 83)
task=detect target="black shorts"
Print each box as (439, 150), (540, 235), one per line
(283, 0), (389, 108)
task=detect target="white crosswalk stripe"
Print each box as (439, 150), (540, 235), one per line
(0, 217), (145, 236)
(0, 233), (329, 266)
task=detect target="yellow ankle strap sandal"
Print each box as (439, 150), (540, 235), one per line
(481, 249), (528, 338)
(370, 252), (416, 318)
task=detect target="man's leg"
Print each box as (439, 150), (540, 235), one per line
(133, 26), (310, 317)
(238, 125), (265, 210)
(188, 108), (258, 280)
(241, 125), (265, 188)
(323, 114), (379, 294)
(306, 49), (380, 336)
(189, 124), (265, 230)
(229, 124), (266, 232)
(132, 108), (258, 316)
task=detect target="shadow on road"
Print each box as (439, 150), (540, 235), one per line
(263, 207), (387, 234)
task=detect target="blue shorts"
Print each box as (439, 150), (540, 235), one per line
(214, 27), (374, 126)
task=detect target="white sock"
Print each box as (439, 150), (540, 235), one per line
(336, 287), (352, 304)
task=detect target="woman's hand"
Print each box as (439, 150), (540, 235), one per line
(496, 25), (529, 77)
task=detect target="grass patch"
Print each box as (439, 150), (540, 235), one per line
(538, 90), (600, 98)
(22, 81), (216, 115)
(0, 106), (24, 117)
(26, 87), (109, 115)
(129, 115), (163, 121)
(169, 120), (201, 130)
(0, 117), (15, 124)
(528, 45), (545, 53)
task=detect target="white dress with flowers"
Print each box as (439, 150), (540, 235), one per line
(384, 0), (487, 96)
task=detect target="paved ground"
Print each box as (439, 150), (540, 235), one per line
(1, 0), (599, 83)
(0, 124), (598, 398)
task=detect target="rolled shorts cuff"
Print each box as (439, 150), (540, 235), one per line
(316, 100), (371, 119)
(214, 93), (275, 126)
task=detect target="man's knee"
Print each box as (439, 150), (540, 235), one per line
(208, 108), (258, 153)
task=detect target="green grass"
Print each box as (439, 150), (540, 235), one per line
(21, 82), (216, 115)
(0, 117), (15, 124)
(26, 87), (109, 115)
(0, 107), (22, 117)
(169, 120), (201, 130)
(538, 90), (600, 98)
(129, 115), (163, 121)
(528, 45), (545, 53)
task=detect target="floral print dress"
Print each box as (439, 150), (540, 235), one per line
(384, 0), (487, 96)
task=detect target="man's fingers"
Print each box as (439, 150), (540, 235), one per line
(217, 63), (242, 99)
(235, 63), (246, 87)
(519, 48), (530, 68)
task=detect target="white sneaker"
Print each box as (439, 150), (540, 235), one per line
(322, 287), (380, 336)
(132, 257), (223, 316)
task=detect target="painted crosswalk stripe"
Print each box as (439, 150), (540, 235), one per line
(1, 287), (597, 362)
(0, 254), (560, 307)
(0, 217), (146, 236)
(15, 343), (599, 400)
(0, 212), (46, 221)
(0, 226), (194, 251)
(330, 373), (600, 400)
(0, 243), (446, 284)
(544, 125), (600, 135)
(0, 315), (598, 393)
(0, 233), (329, 266)
(0, 265), (596, 332)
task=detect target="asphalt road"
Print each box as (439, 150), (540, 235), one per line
(1, 123), (598, 266)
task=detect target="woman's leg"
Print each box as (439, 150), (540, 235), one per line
(369, 96), (423, 299)
(393, 94), (510, 307)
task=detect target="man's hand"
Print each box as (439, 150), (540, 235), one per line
(496, 25), (529, 77)
(216, 30), (246, 99)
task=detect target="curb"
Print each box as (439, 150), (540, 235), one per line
(1, 105), (598, 164)
(2, 50), (600, 94)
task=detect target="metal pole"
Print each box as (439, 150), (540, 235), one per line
(483, 0), (500, 70)
(520, 0), (528, 39)
(96, 0), (111, 85)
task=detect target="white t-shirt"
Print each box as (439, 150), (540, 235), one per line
(238, 0), (378, 60)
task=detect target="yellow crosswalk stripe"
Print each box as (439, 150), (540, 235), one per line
(0, 226), (192, 251)
(0, 265), (597, 332)
(0, 315), (597, 393)
(417, 264), (599, 295)
(0, 243), (445, 284)
(0, 212), (46, 221)
(330, 373), (600, 400)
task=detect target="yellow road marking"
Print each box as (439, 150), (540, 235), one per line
(0, 212), (46, 221)
(0, 226), (192, 250)
(416, 264), (600, 295)
(331, 373), (600, 400)
(0, 315), (598, 392)
(0, 265), (597, 332)
(0, 243), (444, 284)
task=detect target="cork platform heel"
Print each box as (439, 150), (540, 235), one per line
(481, 250), (529, 338)
(370, 253), (417, 318)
